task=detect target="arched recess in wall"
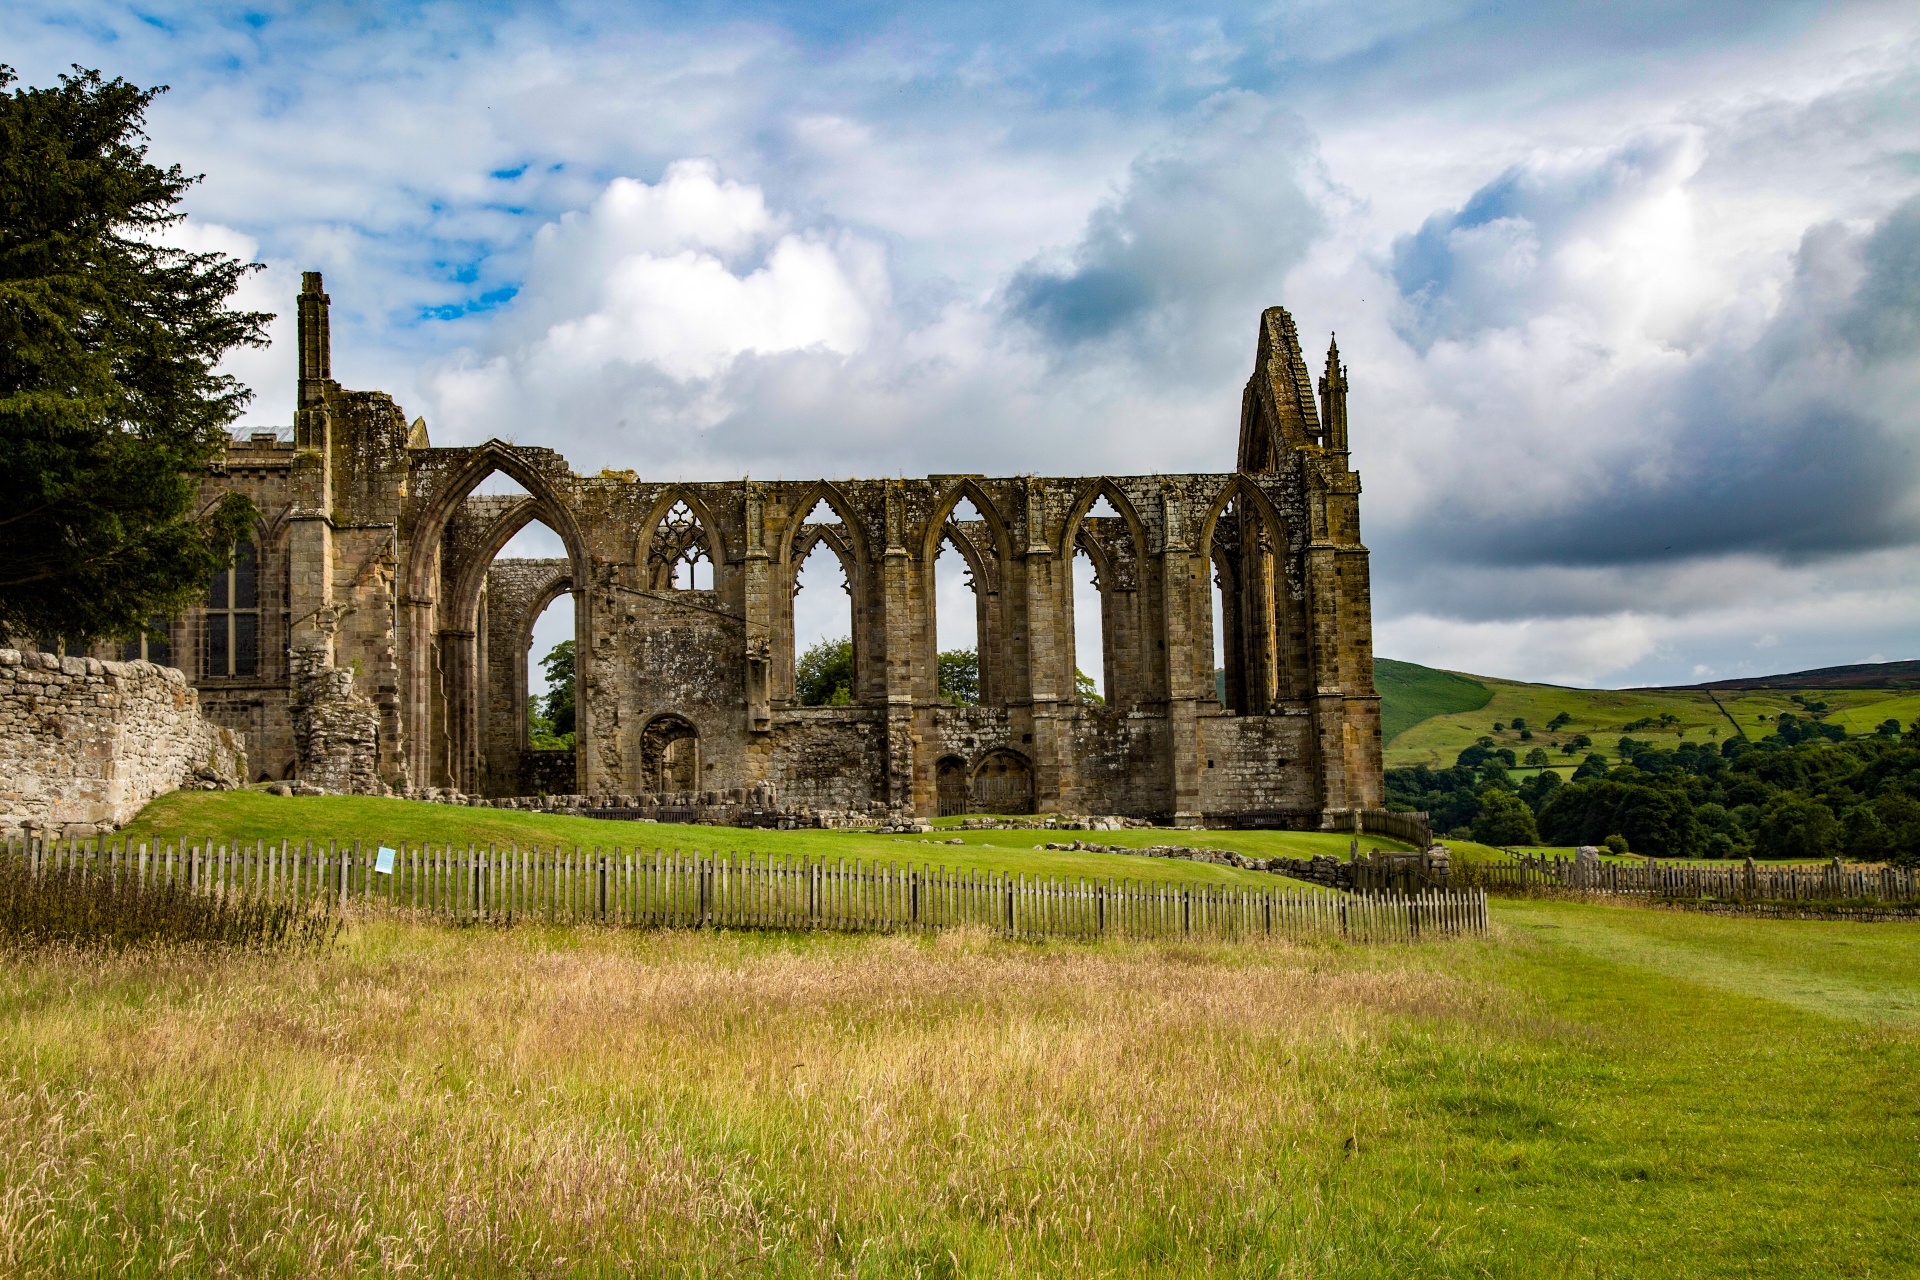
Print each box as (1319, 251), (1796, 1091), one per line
(400, 440), (589, 794)
(639, 713), (700, 794)
(921, 480), (1010, 706)
(778, 484), (869, 704)
(1196, 477), (1290, 716)
(1057, 480), (1151, 708)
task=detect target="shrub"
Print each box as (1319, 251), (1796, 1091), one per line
(1603, 834), (1629, 855)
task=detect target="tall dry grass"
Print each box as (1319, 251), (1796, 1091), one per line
(0, 856), (339, 952)
(0, 924), (1497, 1278)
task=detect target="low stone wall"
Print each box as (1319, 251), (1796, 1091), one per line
(0, 650), (247, 837)
(1040, 839), (1451, 891)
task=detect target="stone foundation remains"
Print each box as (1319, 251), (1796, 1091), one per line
(0, 650), (246, 837)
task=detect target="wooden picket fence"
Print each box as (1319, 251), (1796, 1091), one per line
(1459, 851), (1920, 904)
(0, 835), (1487, 944)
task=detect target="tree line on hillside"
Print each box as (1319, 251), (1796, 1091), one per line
(1387, 713), (1920, 862)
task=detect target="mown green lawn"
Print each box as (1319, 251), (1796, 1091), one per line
(0, 894), (1911, 1276)
(115, 790), (1408, 891)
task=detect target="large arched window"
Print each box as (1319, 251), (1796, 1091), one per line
(793, 500), (856, 705)
(933, 497), (985, 705)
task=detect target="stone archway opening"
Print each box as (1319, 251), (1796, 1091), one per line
(935, 755), (970, 816)
(971, 750), (1033, 815)
(641, 714), (700, 795)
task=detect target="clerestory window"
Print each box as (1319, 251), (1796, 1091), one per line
(205, 539), (259, 678)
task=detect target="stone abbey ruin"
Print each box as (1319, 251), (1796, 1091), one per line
(153, 273), (1384, 828)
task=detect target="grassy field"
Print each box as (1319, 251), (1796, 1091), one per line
(1375, 658), (1493, 743)
(0, 899), (1913, 1277)
(1380, 664), (1920, 769)
(114, 791), (1409, 891)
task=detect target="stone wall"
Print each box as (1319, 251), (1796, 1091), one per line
(0, 650), (247, 837)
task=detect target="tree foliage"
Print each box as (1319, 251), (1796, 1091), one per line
(539, 639), (575, 736)
(938, 648), (978, 705)
(796, 636), (853, 705)
(0, 66), (266, 644)
(1387, 716), (1920, 862)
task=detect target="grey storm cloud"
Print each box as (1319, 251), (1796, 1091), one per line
(1388, 134), (1700, 352)
(1004, 94), (1324, 369)
(1377, 174), (1920, 587)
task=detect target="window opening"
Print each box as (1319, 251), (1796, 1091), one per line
(206, 539), (259, 677)
(650, 500), (713, 590)
(1072, 545), (1104, 704)
(934, 510), (981, 705)
(120, 618), (173, 667)
(794, 531), (854, 705)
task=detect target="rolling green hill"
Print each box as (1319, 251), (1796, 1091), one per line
(1376, 659), (1918, 770)
(1374, 658), (1492, 742)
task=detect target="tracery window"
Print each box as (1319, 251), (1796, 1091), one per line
(648, 501), (713, 590)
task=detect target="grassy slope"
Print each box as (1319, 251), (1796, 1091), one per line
(1375, 657), (1492, 743)
(1382, 665), (1920, 769)
(0, 900), (1913, 1276)
(116, 790), (1410, 890)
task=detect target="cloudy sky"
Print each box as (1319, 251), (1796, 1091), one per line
(10, 0), (1919, 688)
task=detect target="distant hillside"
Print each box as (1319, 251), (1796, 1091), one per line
(1376, 658), (1492, 743)
(1374, 658), (1920, 770)
(1664, 660), (1920, 691)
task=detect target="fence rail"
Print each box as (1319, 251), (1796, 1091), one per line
(1, 836), (1486, 944)
(1458, 852), (1920, 904)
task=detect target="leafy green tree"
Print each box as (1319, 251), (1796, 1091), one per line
(1754, 793), (1842, 860)
(1518, 767), (1562, 813)
(1571, 751), (1609, 781)
(1473, 788), (1540, 846)
(1076, 669), (1102, 704)
(538, 639), (575, 735)
(1524, 747), (1551, 767)
(938, 648), (978, 705)
(0, 67), (266, 644)
(796, 636), (853, 705)
(1538, 780), (1705, 858)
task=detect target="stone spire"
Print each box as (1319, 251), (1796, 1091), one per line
(1318, 334), (1348, 453)
(1236, 306), (1322, 472)
(297, 271), (331, 408)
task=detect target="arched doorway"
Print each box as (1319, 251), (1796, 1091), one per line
(935, 756), (970, 817)
(640, 715), (700, 794)
(971, 749), (1033, 815)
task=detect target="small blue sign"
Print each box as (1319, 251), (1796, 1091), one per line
(376, 846), (396, 875)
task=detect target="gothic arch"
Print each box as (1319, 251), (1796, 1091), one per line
(403, 440), (587, 604)
(1056, 478), (1148, 563)
(778, 480), (872, 569)
(920, 478), (1013, 567)
(400, 439), (588, 791)
(1194, 474), (1289, 558)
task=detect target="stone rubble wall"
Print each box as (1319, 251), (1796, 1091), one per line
(0, 650), (247, 838)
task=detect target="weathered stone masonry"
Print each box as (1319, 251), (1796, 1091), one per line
(0, 650), (246, 837)
(117, 273), (1384, 827)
